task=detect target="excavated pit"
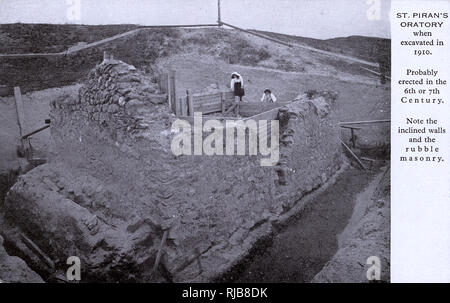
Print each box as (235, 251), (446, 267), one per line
(1, 58), (347, 282)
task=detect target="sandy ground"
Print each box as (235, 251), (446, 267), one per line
(157, 53), (390, 122)
(312, 167), (390, 282)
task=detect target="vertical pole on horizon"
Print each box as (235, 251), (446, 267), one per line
(217, 0), (222, 26)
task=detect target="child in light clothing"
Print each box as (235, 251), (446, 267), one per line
(261, 89), (277, 102)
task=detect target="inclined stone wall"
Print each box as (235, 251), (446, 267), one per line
(2, 59), (343, 282)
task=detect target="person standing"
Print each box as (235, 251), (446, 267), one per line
(261, 89), (277, 102)
(230, 72), (245, 102)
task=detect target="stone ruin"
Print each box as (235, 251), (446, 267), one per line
(0, 59), (343, 282)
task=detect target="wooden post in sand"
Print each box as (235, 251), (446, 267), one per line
(187, 89), (194, 117)
(13, 86), (27, 155)
(151, 229), (169, 276)
(176, 97), (184, 117)
(340, 139), (366, 170)
(179, 94), (187, 117)
(13, 87), (26, 139)
(220, 92), (226, 114)
(169, 70), (177, 112)
(217, 0), (222, 26)
(167, 73), (172, 112)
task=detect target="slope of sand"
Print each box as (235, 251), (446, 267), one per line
(312, 167), (390, 283)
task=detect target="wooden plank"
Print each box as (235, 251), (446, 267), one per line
(193, 101), (221, 108)
(194, 99), (222, 106)
(151, 229), (169, 275)
(194, 99), (222, 107)
(238, 103), (289, 116)
(192, 92), (222, 99)
(340, 139), (366, 170)
(239, 101), (290, 112)
(195, 101), (222, 107)
(14, 87), (26, 138)
(339, 119), (390, 125)
(22, 125), (50, 140)
(340, 125), (361, 130)
(360, 66), (391, 80)
(243, 107), (280, 122)
(224, 103), (237, 115)
(20, 233), (55, 270)
(193, 103), (222, 114)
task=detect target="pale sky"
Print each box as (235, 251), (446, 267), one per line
(0, 0), (391, 39)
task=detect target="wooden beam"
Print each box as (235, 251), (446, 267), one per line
(360, 66), (391, 80)
(13, 87), (26, 139)
(20, 233), (55, 270)
(340, 125), (361, 130)
(151, 229), (169, 275)
(243, 107), (281, 122)
(22, 124), (50, 140)
(340, 139), (366, 170)
(339, 119), (390, 125)
(224, 103), (237, 115)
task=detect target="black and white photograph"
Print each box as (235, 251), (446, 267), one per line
(0, 0), (446, 289)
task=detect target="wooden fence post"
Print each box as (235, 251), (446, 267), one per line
(174, 98), (179, 117)
(181, 94), (188, 116)
(169, 70), (177, 113)
(176, 98), (184, 117)
(13, 87), (26, 139)
(167, 73), (172, 112)
(187, 89), (194, 117)
(221, 92), (225, 114)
